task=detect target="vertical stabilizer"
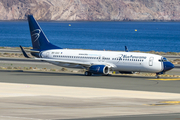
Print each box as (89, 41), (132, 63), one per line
(28, 15), (61, 50)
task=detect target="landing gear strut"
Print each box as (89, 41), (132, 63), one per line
(155, 72), (164, 78)
(155, 74), (159, 79)
(85, 71), (92, 76)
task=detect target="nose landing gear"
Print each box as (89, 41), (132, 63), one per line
(155, 74), (160, 79)
(156, 72), (164, 78)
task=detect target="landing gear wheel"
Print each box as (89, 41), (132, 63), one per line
(155, 75), (160, 79)
(85, 71), (89, 76)
(85, 71), (92, 76)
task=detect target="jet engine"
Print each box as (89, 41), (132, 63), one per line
(89, 65), (109, 75)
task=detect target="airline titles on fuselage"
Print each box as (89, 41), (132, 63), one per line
(119, 54), (147, 60)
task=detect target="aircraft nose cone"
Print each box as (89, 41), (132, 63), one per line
(163, 62), (174, 72)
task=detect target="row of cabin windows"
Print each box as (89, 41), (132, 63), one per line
(102, 57), (110, 60)
(112, 58), (144, 62)
(53, 55), (102, 60)
(53, 55), (143, 62)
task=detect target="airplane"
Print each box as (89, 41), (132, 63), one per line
(20, 15), (174, 78)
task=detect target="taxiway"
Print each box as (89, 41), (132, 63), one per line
(0, 56), (180, 120)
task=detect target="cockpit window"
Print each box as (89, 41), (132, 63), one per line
(159, 57), (168, 62)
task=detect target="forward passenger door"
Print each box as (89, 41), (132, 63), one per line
(149, 57), (154, 66)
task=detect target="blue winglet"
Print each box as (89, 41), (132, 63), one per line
(125, 46), (129, 52)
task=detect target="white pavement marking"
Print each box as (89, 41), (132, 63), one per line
(0, 116), (41, 120)
(0, 82), (180, 99)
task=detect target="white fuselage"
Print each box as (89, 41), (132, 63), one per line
(40, 49), (163, 73)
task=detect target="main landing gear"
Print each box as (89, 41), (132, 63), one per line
(84, 71), (92, 76)
(155, 74), (160, 79)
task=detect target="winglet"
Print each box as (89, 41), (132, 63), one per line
(125, 46), (129, 52)
(20, 45), (30, 58)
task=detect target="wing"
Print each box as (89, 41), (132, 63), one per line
(35, 58), (91, 67)
(35, 58), (116, 69)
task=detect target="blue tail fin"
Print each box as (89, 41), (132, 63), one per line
(28, 15), (61, 51)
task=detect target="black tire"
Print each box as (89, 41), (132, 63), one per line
(85, 71), (92, 76)
(155, 75), (159, 78)
(85, 71), (89, 76)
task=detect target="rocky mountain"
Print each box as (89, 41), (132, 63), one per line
(0, 0), (180, 21)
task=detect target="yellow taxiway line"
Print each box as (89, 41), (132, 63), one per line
(148, 78), (180, 81)
(161, 101), (180, 104)
(145, 101), (180, 106)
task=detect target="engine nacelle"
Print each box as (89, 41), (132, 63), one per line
(89, 65), (109, 75)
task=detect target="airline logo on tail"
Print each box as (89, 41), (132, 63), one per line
(31, 29), (41, 43)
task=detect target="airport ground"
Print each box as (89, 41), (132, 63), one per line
(0, 49), (180, 120)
